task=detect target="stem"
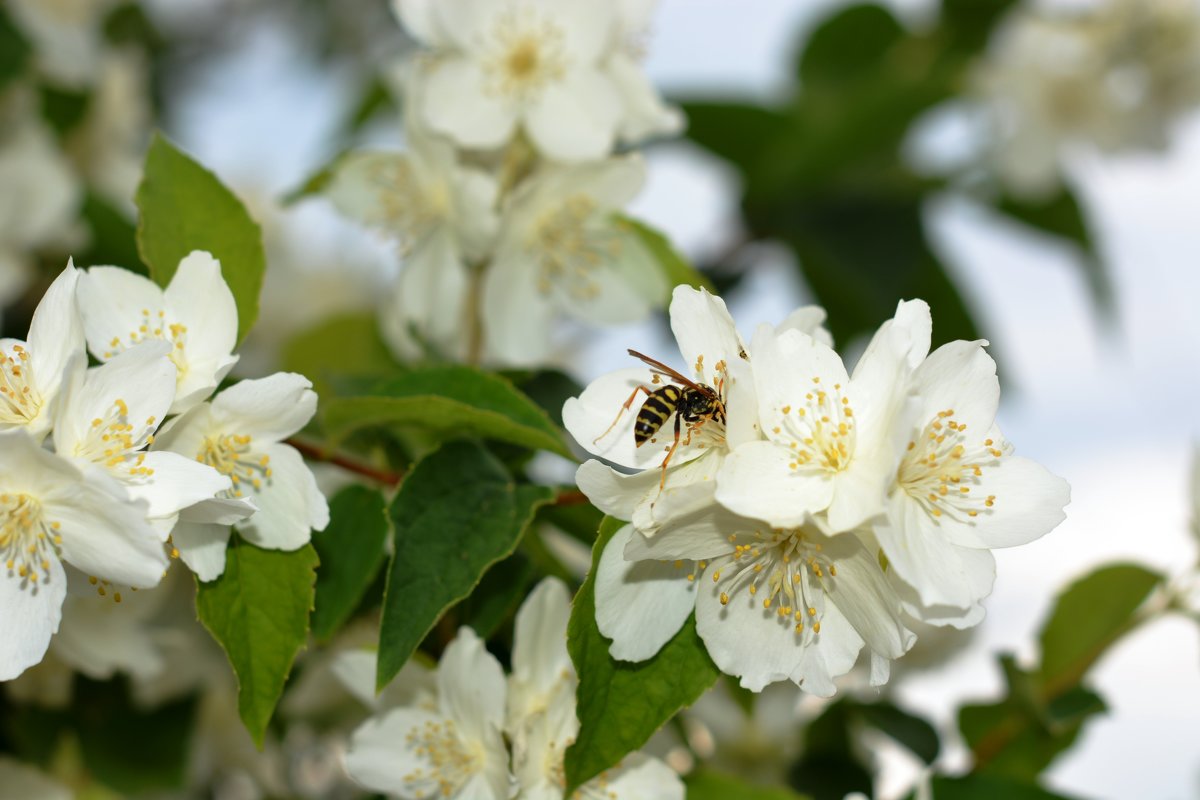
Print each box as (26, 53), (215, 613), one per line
(465, 261), (486, 367)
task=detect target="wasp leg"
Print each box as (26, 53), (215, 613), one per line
(658, 413), (684, 490)
(592, 384), (653, 445)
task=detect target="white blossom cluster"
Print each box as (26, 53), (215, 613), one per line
(563, 287), (1070, 694)
(325, 0), (682, 366)
(0, 254), (328, 682)
(976, 0), (1200, 197)
(341, 578), (685, 800)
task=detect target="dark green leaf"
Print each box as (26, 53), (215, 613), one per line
(537, 498), (603, 545)
(856, 700), (940, 764)
(323, 366), (573, 459)
(74, 677), (196, 793)
(311, 485), (390, 642)
(39, 86), (91, 136)
(376, 441), (554, 688)
(925, 774), (1082, 800)
(798, 4), (905, 88)
(136, 133), (266, 342)
(614, 215), (713, 300)
(456, 551), (537, 639)
(790, 699), (873, 800)
(509, 368), (584, 429)
(1038, 563), (1162, 695)
(196, 537), (319, 746)
(688, 770), (812, 800)
(563, 517), (720, 795)
(940, 0), (1020, 53)
(281, 312), (401, 399)
(0, 8), (30, 90)
(681, 101), (791, 184)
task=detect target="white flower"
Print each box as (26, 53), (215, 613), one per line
(343, 628), (512, 800)
(52, 342), (232, 522)
(483, 156), (666, 366)
(0, 429), (168, 681)
(395, 0), (624, 161)
(604, 0), (685, 144)
(77, 251), (240, 415)
(873, 339), (1070, 616)
(6, 0), (119, 88)
(716, 300), (931, 533)
(152, 373), (329, 581)
(0, 262), (85, 440)
(0, 756), (71, 800)
(326, 133), (498, 362)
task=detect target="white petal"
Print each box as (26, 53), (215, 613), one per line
(234, 442), (328, 549)
(601, 753), (685, 800)
(877, 498), (997, 610)
(511, 578), (572, 695)
(913, 339), (999, 433)
(126, 451), (232, 520)
(607, 52), (685, 143)
(550, 0), (614, 61)
(391, 0), (447, 45)
(163, 251), (239, 365)
(77, 265), (165, 361)
(847, 299), (929, 443)
(211, 372), (318, 443)
(52, 592), (165, 681)
(716, 441), (835, 528)
(775, 304), (833, 348)
(623, 497), (743, 562)
(0, 555), (65, 681)
(524, 68), (622, 161)
(595, 526), (696, 661)
(668, 286), (745, 386)
(947, 454), (1070, 549)
(817, 531), (914, 660)
(344, 707), (447, 796)
(178, 495), (258, 525)
(438, 627), (508, 739)
(171, 354), (239, 417)
(51, 483), (169, 588)
(422, 58), (518, 151)
(172, 522), (232, 582)
(151, 400), (215, 460)
(27, 261), (84, 411)
(480, 246), (556, 367)
(574, 459), (651, 519)
(383, 227), (472, 362)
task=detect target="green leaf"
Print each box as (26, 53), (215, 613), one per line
(456, 551), (537, 639)
(376, 440), (554, 689)
(856, 700), (940, 764)
(939, 0), (1020, 53)
(311, 485), (390, 642)
(614, 215), (713, 300)
(74, 677), (196, 793)
(563, 517), (720, 795)
(196, 537), (319, 746)
(40, 86), (91, 137)
(925, 774), (1082, 800)
(136, 133), (266, 343)
(282, 149), (352, 206)
(281, 312), (401, 399)
(790, 699), (873, 800)
(323, 366), (573, 459)
(0, 8), (30, 90)
(798, 4), (905, 88)
(688, 770), (812, 800)
(1038, 563), (1162, 695)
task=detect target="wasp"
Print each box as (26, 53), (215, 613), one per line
(594, 349), (727, 487)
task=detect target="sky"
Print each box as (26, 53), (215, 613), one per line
(160, 1), (1200, 797)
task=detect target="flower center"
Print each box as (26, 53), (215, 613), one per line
(773, 377), (856, 474)
(712, 528), (838, 640)
(77, 397), (158, 477)
(102, 308), (188, 376)
(403, 717), (482, 798)
(530, 196), (620, 300)
(0, 344), (43, 425)
(483, 8), (567, 101)
(197, 434), (271, 498)
(897, 408), (1004, 523)
(0, 493), (61, 587)
(370, 158), (442, 253)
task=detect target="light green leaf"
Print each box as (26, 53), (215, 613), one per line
(687, 770), (811, 800)
(1038, 563), (1163, 695)
(924, 774), (1082, 800)
(196, 537), (319, 746)
(135, 133), (266, 343)
(855, 700), (940, 764)
(323, 366), (573, 459)
(376, 440), (555, 689)
(281, 312), (401, 400)
(0, 8), (30, 89)
(563, 517), (720, 795)
(613, 215), (713, 301)
(311, 485), (390, 642)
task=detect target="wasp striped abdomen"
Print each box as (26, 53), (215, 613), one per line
(634, 385), (681, 446)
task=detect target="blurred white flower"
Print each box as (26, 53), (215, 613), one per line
(152, 372), (329, 581)
(77, 49), (152, 209)
(344, 627), (512, 800)
(395, 0), (625, 161)
(483, 155), (667, 366)
(0, 756), (71, 800)
(77, 251), (240, 415)
(6, 0), (120, 88)
(0, 263), (85, 440)
(605, 0), (685, 143)
(0, 429), (168, 681)
(326, 134), (498, 362)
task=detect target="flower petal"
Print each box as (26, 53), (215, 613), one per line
(421, 58), (517, 151)
(525, 67), (621, 162)
(607, 52), (685, 143)
(77, 265), (165, 362)
(595, 525), (696, 661)
(480, 245), (556, 367)
(438, 627), (508, 739)
(163, 251), (238, 368)
(50, 482), (169, 588)
(946, 454), (1070, 549)
(171, 521), (232, 582)
(817, 531), (914, 660)
(127, 451), (232, 520)
(0, 555), (65, 681)
(668, 286), (745, 386)
(715, 441), (835, 529)
(211, 372), (318, 444)
(235, 442), (328, 550)
(511, 577), (572, 695)
(27, 262), (84, 413)
(344, 707), (447, 796)
(912, 339), (999, 434)
(382, 226), (472, 362)
(600, 753), (686, 800)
